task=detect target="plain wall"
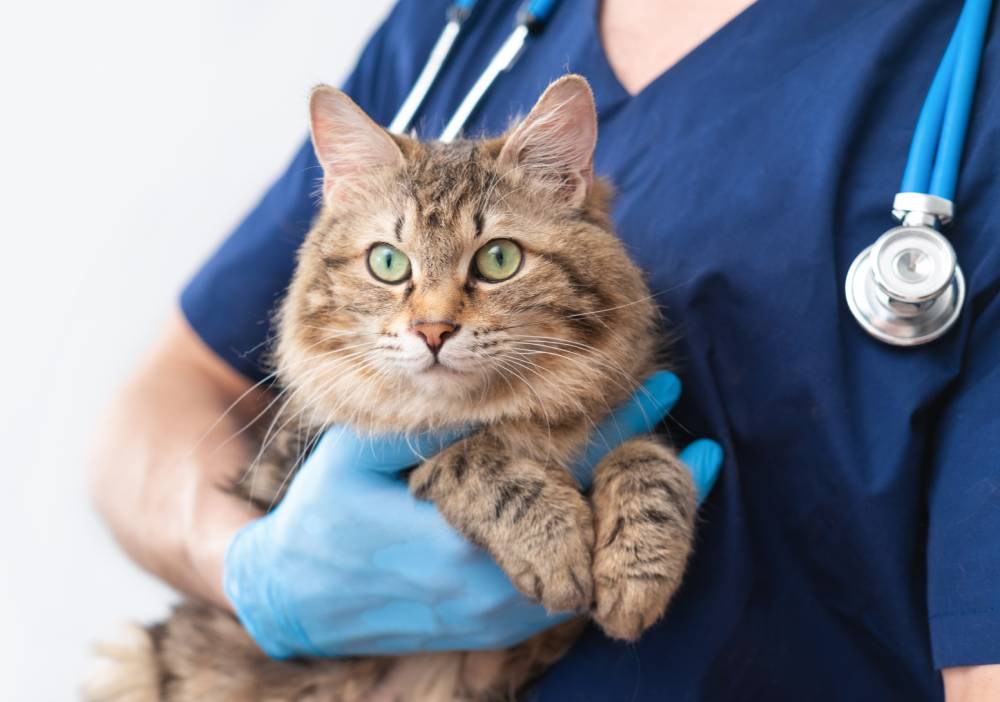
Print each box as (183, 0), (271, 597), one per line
(0, 1), (395, 698)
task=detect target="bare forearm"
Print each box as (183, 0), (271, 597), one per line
(944, 665), (1000, 702)
(88, 312), (262, 609)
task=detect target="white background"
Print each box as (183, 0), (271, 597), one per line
(0, 1), (394, 698)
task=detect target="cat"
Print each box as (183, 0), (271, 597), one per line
(85, 75), (697, 702)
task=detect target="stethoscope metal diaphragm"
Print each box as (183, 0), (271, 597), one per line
(846, 221), (965, 346)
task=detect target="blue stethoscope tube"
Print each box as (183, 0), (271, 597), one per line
(902, 0), (993, 200)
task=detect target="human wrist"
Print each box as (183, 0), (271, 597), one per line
(180, 475), (258, 611)
(943, 665), (1000, 702)
(185, 517), (242, 611)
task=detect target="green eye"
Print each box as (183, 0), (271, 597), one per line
(474, 239), (523, 282)
(367, 243), (411, 283)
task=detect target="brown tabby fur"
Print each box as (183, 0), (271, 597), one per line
(85, 76), (696, 702)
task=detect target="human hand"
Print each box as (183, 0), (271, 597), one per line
(223, 371), (722, 658)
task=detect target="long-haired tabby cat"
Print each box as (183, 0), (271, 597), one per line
(87, 75), (697, 702)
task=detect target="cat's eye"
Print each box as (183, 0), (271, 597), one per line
(473, 239), (523, 282)
(367, 243), (411, 283)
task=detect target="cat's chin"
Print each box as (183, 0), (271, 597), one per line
(408, 362), (480, 390)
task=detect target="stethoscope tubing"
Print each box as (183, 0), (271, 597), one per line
(901, 0), (992, 201)
(931, 0), (992, 200)
(388, 0), (563, 140)
(387, 0), (479, 135)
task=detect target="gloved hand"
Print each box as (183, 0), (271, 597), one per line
(223, 371), (723, 659)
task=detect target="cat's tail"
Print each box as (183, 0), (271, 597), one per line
(81, 601), (387, 702)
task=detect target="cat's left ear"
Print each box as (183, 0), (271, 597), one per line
(498, 75), (597, 207)
(310, 85), (405, 201)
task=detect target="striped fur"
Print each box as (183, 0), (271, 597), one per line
(89, 76), (696, 702)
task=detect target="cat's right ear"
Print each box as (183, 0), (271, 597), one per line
(309, 86), (404, 201)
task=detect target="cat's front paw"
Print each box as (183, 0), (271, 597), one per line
(588, 439), (697, 641)
(503, 493), (595, 613)
(590, 507), (692, 641)
(409, 437), (597, 614)
(591, 562), (680, 641)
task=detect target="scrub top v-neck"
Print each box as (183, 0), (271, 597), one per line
(180, 1), (1000, 700)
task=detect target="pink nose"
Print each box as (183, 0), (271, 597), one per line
(411, 321), (458, 354)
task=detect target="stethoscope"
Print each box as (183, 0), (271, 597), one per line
(846, 0), (993, 346)
(389, 0), (992, 347)
(387, 0), (562, 141)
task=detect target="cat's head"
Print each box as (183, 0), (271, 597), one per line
(276, 76), (659, 432)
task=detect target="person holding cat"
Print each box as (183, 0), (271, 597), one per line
(89, 1), (1000, 700)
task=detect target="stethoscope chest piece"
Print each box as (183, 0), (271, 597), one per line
(846, 223), (965, 346)
(841, 0), (992, 346)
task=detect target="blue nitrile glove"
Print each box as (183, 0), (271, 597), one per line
(223, 371), (723, 659)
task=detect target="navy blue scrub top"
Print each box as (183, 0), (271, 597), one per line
(182, 1), (1000, 699)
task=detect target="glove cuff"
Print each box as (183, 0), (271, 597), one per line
(223, 518), (320, 659)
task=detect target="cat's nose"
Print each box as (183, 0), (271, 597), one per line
(411, 320), (458, 355)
